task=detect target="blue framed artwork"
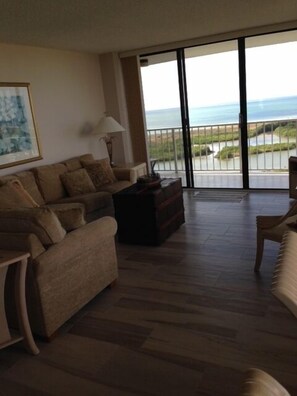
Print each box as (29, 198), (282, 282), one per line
(0, 83), (42, 169)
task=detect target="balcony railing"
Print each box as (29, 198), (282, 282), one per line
(147, 119), (297, 173)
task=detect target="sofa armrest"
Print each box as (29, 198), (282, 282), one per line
(113, 167), (131, 181)
(34, 216), (118, 278)
(0, 208), (66, 246)
(0, 232), (45, 259)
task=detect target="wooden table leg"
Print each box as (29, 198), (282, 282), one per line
(15, 258), (39, 355)
(0, 266), (11, 344)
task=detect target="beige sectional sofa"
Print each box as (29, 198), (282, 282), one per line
(0, 153), (131, 222)
(0, 154), (134, 338)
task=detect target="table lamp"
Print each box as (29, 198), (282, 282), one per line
(92, 114), (125, 166)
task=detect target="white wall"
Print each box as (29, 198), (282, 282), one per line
(0, 43), (108, 176)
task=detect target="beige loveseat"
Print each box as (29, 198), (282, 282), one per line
(0, 154), (134, 338)
(1, 215), (118, 339)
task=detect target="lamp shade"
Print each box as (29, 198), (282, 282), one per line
(92, 115), (125, 136)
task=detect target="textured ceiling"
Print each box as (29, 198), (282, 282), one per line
(0, 0), (297, 54)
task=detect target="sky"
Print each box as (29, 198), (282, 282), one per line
(141, 41), (297, 111)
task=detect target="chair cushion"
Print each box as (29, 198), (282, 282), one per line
(263, 214), (297, 242)
(84, 158), (117, 189)
(60, 168), (96, 197)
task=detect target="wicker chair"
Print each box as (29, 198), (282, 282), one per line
(254, 200), (297, 272)
(271, 230), (297, 319)
(243, 233), (296, 396)
(241, 368), (290, 395)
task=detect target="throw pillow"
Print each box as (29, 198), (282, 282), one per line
(46, 203), (86, 231)
(60, 168), (96, 197)
(84, 158), (117, 190)
(0, 181), (39, 209)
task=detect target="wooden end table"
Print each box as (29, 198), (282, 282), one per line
(113, 162), (147, 183)
(0, 251), (39, 355)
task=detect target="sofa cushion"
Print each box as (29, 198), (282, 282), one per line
(14, 171), (45, 205)
(53, 191), (112, 214)
(9, 180), (40, 207)
(79, 153), (94, 165)
(84, 158), (117, 189)
(0, 181), (38, 209)
(46, 203), (86, 231)
(0, 207), (66, 245)
(33, 164), (68, 202)
(62, 158), (82, 172)
(60, 168), (96, 197)
(0, 175), (17, 185)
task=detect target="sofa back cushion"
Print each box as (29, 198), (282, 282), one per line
(33, 164), (68, 202)
(0, 207), (66, 245)
(14, 171), (45, 205)
(62, 154), (94, 172)
(0, 181), (38, 209)
(79, 153), (94, 165)
(63, 158), (82, 172)
(0, 175), (17, 185)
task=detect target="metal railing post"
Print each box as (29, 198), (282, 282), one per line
(172, 128), (178, 173)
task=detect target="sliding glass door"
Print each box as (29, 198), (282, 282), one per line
(184, 41), (242, 188)
(140, 52), (187, 186)
(246, 31), (297, 188)
(140, 29), (297, 189)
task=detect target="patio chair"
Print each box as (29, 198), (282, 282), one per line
(241, 368), (290, 395)
(271, 230), (297, 319)
(254, 200), (297, 272)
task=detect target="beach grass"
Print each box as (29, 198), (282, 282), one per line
(215, 142), (297, 160)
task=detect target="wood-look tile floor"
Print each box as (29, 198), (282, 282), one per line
(1, 190), (297, 395)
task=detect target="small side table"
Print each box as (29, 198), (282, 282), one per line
(0, 250), (39, 355)
(113, 162), (147, 183)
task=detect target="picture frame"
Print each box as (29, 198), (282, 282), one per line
(0, 82), (42, 169)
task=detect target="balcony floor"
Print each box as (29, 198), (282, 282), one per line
(158, 171), (289, 189)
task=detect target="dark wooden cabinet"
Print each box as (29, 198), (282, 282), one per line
(289, 156), (297, 199)
(113, 178), (185, 245)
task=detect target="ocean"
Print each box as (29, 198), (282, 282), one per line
(145, 96), (297, 129)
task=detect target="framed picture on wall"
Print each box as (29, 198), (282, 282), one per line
(0, 82), (42, 169)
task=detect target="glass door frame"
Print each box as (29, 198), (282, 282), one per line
(176, 40), (248, 189)
(141, 28), (297, 189)
(176, 48), (194, 187)
(238, 38), (249, 189)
